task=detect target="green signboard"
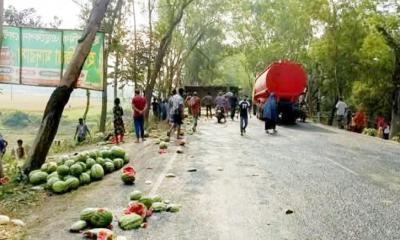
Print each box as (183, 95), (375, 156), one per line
(0, 26), (104, 91)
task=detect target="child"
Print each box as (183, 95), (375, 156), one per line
(74, 118), (91, 143)
(383, 123), (390, 140)
(15, 139), (25, 160)
(113, 98), (125, 144)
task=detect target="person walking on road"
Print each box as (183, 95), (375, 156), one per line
(167, 89), (177, 125)
(202, 92), (213, 119)
(113, 98), (125, 144)
(168, 88), (185, 139)
(239, 95), (251, 136)
(132, 89), (148, 143)
(229, 93), (238, 120)
(335, 98), (347, 129)
(263, 93), (278, 134)
(189, 91), (201, 132)
(215, 92), (227, 123)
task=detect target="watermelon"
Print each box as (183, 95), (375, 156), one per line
(46, 176), (60, 189)
(86, 158), (96, 169)
(96, 157), (106, 167)
(129, 191), (143, 201)
(138, 197), (153, 209)
(64, 159), (75, 167)
(78, 162), (87, 170)
(57, 165), (70, 176)
(118, 213), (143, 230)
(113, 158), (124, 169)
(104, 162), (115, 173)
(46, 162), (58, 173)
(123, 202), (147, 218)
(159, 142), (168, 150)
(123, 155), (129, 164)
(122, 166), (136, 175)
(40, 163), (49, 172)
(121, 173), (135, 185)
(151, 202), (167, 212)
(65, 177), (80, 190)
(28, 170), (42, 180)
(47, 171), (59, 180)
(77, 152), (88, 162)
(89, 208), (113, 228)
(111, 146), (126, 158)
(52, 180), (68, 193)
(166, 203), (180, 212)
(80, 208), (97, 221)
(69, 220), (87, 233)
(101, 150), (112, 159)
(70, 163), (84, 177)
(79, 173), (91, 185)
(90, 164), (105, 180)
(88, 150), (98, 159)
(63, 175), (75, 181)
(151, 195), (162, 203)
(29, 171), (48, 185)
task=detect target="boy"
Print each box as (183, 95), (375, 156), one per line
(74, 118), (91, 143)
(14, 139), (25, 160)
(239, 95), (251, 136)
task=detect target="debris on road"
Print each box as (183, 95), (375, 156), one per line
(217, 167), (224, 171)
(177, 147), (184, 154)
(10, 219), (25, 227)
(166, 173), (176, 178)
(145, 180), (152, 185)
(187, 168), (197, 172)
(285, 209), (294, 215)
(0, 215), (10, 225)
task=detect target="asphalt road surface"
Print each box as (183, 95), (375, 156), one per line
(26, 117), (400, 240)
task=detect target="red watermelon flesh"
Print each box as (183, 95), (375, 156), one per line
(123, 202), (147, 218)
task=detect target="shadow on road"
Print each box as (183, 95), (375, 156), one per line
(281, 122), (337, 134)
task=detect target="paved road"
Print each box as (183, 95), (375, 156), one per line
(26, 118), (400, 240)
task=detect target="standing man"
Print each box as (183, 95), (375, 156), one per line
(168, 88), (185, 139)
(229, 93), (238, 120)
(151, 97), (159, 119)
(132, 89), (148, 143)
(335, 97), (347, 129)
(239, 95), (251, 136)
(202, 92), (213, 119)
(189, 91), (201, 132)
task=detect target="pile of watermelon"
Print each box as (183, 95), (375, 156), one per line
(118, 190), (180, 230)
(28, 146), (129, 194)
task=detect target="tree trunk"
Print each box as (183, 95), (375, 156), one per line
(146, 0), (153, 87)
(0, 0), (4, 178)
(144, 0), (194, 109)
(390, 89), (400, 138)
(99, 0), (124, 132)
(114, 52), (120, 100)
(83, 89), (91, 120)
(133, 0), (138, 90)
(23, 0), (111, 174)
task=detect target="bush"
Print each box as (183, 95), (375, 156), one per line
(2, 111), (37, 128)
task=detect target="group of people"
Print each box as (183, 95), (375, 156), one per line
(335, 98), (391, 139)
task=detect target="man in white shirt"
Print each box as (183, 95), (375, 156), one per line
(335, 98), (347, 129)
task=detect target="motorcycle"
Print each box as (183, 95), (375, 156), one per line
(216, 106), (226, 123)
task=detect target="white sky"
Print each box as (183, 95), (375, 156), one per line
(4, 0), (148, 30)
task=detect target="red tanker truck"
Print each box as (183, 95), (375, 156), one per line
(252, 60), (307, 123)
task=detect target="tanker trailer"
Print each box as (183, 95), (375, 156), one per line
(252, 61), (307, 124)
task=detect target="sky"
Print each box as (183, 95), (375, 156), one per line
(5, 0), (82, 29)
